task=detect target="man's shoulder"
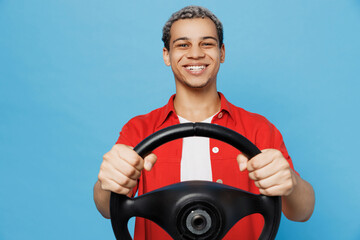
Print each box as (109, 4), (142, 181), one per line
(228, 101), (273, 127)
(117, 103), (170, 146)
(227, 101), (284, 149)
(127, 104), (167, 127)
(220, 93), (271, 128)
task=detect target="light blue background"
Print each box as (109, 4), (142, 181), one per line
(1, 1), (359, 239)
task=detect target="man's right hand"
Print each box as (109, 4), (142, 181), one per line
(97, 144), (158, 196)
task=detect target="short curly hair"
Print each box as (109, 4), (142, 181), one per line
(162, 6), (223, 50)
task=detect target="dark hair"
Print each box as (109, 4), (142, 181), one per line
(162, 6), (223, 50)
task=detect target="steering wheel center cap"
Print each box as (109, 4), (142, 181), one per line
(177, 201), (222, 240)
(186, 209), (212, 234)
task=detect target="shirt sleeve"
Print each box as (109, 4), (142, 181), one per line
(255, 120), (298, 175)
(116, 121), (136, 146)
(115, 120), (141, 196)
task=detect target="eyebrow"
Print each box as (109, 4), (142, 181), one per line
(172, 36), (218, 44)
(172, 37), (189, 44)
(202, 36), (218, 42)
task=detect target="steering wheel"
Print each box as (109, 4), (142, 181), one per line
(110, 123), (281, 240)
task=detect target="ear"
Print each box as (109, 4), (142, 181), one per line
(220, 43), (225, 63)
(163, 47), (171, 66)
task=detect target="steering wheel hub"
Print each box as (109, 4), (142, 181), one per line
(178, 200), (221, 239)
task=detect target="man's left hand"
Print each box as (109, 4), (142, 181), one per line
(237, 149), (297, 196)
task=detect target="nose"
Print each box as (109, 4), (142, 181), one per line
(186, 45), (205, 59)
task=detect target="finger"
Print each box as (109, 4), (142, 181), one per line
(115, 145), (144, 171)
(258, 184), (292, 197)
(144, 153), (158, 171)
(254, 171), (284, 189)
(255, 171), (294, 196)
(109, 157), (142, 180)
(99, 160), (138, 188)
(106, 166), (138, 189)
(99, 178), (132, 195)
(248, 160), (282, 181)
(247, 150), (274, 172)
(236, 154), (248, 171)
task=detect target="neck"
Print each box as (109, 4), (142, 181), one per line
(174, 87), (221, 122)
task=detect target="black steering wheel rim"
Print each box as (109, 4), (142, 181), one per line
(110, 122), (281, 240)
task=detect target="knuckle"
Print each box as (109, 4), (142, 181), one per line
(113, 144), (124, 151)
(98, 172), (104, 181)
(99, 162), (107, 171)
(133, 156), (142, 166)
(99, 180), (109, 191)
(103, 152), (117, 163)
(98, 171), (108, 183)
(122, 188), (131, 196)
(103, 153), (110, 161)
(128, 154), (141, 166)
(113, 144), (121, 149)
(274, 149), (282, 156)
(286, 170), (292, 179)
(251, 160), (259, 169)
(249, 172), (255, 180)
(99, 164), (110, 176)
(261, 189), (269, 195)
(253, 171), (261, 179)
(271, 149), (280, 157)
(286, 181), (293, 190)
(278, 161), (286, 169)
(282, 169), (291, 179)
(114, 185), (123, 194)
(99, 183), (107, 191)
(127, 168), (137, 177)
(119, 177), (130, 186)
(281, 160), (290, 168)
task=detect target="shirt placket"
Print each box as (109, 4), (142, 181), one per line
(210, 110), (227, 184)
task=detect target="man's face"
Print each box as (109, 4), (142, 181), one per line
(163, 18), (225, 89)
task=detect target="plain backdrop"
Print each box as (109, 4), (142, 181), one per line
(0, 0), (359, 239)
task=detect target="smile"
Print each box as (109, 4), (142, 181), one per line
(185, 65), (206, 71)
(183, 65), (208, 75)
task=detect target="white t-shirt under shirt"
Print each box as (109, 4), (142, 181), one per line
(178, 114), (215, 182)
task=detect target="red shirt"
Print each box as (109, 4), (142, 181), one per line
(116, 93), (295, 240)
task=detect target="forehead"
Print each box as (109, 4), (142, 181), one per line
(170, 18), (218, 41)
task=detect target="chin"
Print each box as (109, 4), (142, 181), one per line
(184, 81), (210, 89)
(175, 75), (215, 90)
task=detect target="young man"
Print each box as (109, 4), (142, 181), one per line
(94, 6), (315, 239)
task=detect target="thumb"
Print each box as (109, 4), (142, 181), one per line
(143, 153), (158, 171)
(237, 154), (249, 171)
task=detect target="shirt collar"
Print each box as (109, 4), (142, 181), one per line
(156, 94), (177, 128)
(156, 92), (235, 128)
(218, 92), (234, 119)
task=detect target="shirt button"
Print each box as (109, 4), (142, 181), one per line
(212, 147), (219, 153)
(218, 112), (223, 119)
(216, 179), (223, 184)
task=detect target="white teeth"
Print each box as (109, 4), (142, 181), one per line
(186, 65), (206, 71)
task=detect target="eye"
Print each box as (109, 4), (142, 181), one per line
(175, 43), (190, 48)
(201, 41), (216, 47)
